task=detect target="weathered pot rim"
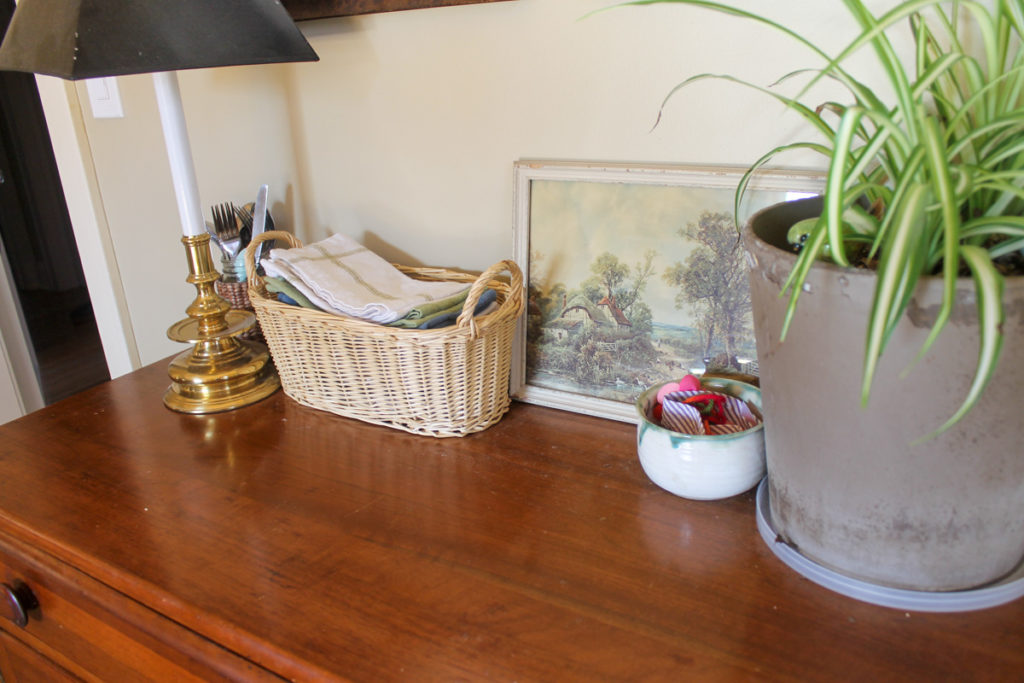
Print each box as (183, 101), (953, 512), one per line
(743, 196), (1024, 287)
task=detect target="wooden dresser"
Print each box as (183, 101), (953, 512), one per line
(0, 361), (1021, 681)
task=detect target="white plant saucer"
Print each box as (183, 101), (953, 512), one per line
(754, 479), (1024, 612)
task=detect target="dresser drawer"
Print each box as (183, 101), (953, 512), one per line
(0, 626), (82, 682)
(0, 530), (281, 682)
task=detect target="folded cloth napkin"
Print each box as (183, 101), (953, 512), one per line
(398, 288), (470, 321)
(261, 233), (469, 324)
(263, 276), (324, 311)
(388, 288), (498, 329)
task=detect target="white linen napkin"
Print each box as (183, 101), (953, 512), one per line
(261, 233), (469, 324)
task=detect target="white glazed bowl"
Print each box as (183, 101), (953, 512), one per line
(636, 377), (765, 501)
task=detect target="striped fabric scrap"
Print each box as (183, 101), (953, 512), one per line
(660, 399), (704, 434)
(658, 390), (760, 436)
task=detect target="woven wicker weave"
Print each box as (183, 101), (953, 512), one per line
(214, 279), (263, 342)
(244, 231), (524, 437)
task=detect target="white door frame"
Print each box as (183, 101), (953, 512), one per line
(34, 76), (140, 380)
(0, 66), (142, 420)
(0, 236), (43, 422)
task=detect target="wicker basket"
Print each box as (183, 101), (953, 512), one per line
(214, 278), (263, 342)
(244, 231), (524, 437)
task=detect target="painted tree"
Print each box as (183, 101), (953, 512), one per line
(582, 249), (657, 320)
(663, 211), (751, 361)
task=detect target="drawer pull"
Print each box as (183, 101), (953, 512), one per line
(1, 580), (39, 628)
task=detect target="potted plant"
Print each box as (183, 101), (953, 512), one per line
(620, 0), (1024, 592)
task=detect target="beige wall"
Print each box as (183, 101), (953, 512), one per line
(65, 0), (881, 369)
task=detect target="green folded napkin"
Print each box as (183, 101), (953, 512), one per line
(399, 288), (470, 320)
(387, 288), (495, 329)
(386, 298), (466, 328)
(263, 276), (322, 311)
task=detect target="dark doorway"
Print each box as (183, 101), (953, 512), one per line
(0, 0), (109, 405)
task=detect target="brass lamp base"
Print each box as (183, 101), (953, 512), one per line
(163, 234), (279, 414)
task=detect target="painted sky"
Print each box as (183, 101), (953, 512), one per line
(528, 179), (791, 323)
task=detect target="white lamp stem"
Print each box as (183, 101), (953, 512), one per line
(152, 71), (205, 237)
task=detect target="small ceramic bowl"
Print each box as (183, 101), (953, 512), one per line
(636, 376), (765, 501)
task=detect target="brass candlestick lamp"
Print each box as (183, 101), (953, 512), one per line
(163, 233), (278, 413)
(0, 0), (318, 413)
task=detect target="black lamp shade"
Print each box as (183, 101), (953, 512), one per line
(0, 0), (318, 80)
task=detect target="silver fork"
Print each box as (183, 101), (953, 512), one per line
(234, 204), (254, 233)
(233, 204), (253, 249)
(211, 203), (241, 259)
(205, 219), (227, 257)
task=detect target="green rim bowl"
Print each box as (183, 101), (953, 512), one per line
(635, 377), (765, 501)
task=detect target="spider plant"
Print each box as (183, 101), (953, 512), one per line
(619, 0), (1024, 434)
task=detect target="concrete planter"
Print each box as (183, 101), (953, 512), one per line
(743, 197), (1024, 592)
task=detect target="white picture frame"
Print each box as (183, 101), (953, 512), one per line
(510, 160), (822, 423)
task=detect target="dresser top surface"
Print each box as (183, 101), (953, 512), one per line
(0, 362), (1021, 680)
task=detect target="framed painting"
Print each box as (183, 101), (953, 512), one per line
(283, 0), (514, 20)
(511, 160), (823, 423)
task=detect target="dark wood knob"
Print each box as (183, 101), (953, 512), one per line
(1, 580), (38, 627)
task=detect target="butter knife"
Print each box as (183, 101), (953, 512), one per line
(252, 183), (269, 267)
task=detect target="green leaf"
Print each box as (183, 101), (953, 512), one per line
(917, 245), (1005, 440)
(610, 0), (1024, 432)
(911, 116), (961, 366)
(779, 215), (829, 342)
(734, 142), (832, 229)
(824, 107), (866, 266)
(653, 73), (835, 140)
(866, 147), (928, 262)
(862, 183), (929, 405)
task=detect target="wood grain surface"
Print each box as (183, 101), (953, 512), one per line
(0, 361), (1021, 681)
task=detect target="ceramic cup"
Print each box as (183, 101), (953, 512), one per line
(635, 376), (765, 501)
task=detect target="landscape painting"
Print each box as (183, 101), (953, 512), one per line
(510, 161), (822, 422)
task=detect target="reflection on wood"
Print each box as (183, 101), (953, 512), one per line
(0, 362), (1021, 678)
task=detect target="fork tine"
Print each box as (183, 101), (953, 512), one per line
(228, 202), (243, 234)
(220, 203), (239, 238)
(212, 204), (225, 238)
(234, 204), (253, 231)
(210, 202), (242, 261)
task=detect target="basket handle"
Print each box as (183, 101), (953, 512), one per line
(456, 259), (524, 338)
(244, 230), (302, 284)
